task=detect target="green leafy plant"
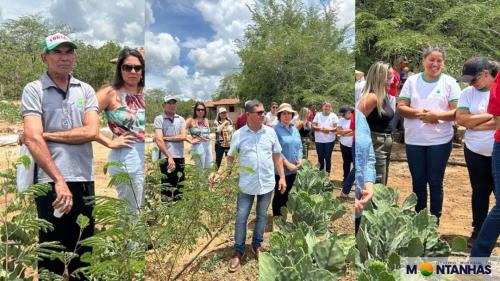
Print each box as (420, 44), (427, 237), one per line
(276, 191), (346, 235)
(1, 156), (63, 280)
(143, 149), (239, 280)
(259, 223), (354, 281)
(355, 185), (467, 280)
(293, 160), (335, 195)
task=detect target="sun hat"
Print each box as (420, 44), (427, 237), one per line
(277, 103), (297, 115)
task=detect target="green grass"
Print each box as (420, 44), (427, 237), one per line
(0, 101), (22, 123)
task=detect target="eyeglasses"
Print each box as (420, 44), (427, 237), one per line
(121, 64), (142, 72)
(196, 108), (206, 111)
(166, 101), (176, 105)
(272, 106), (278, 109)
(250, 110), (265, 116)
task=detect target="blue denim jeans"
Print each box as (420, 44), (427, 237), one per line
(406, 141), (452, 220)
(234, 191), (273, 254)
(342, 142), (355, 194)
(108, 142), (145, 212)
(315, 141), (335, 174)
(471, 141), (500, 257)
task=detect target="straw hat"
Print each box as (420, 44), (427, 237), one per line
(277, 103), (297, 115)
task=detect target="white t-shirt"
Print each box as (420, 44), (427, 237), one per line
(399, 73), (461, 146)
(313, 112), (339, 143)
(355, 80), (366, 104)
(265, 112), (278, 127)
(338, 117), (353, 147)
(457, 86), (494, 156)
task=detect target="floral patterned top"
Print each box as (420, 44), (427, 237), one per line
(105, 91), (145, 142)
(188, 119), (210, 142)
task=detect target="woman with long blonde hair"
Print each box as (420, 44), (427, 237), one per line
(357, 61), (395, 185)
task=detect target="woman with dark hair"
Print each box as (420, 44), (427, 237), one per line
(214, 107), (234, 169)
(397, 46), (461, 222)
(312, 101), (339, 175)
(186, 102), (212, 171)
(273, 103), (302, 217)
(95, 47), (145, 212)
(456, 58), (499, 250)
(337, 105), (355, 192)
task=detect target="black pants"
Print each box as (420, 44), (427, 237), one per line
(35, 182), (95, 280)
(464, 145), (494, 237)
(340, 143), (353, 183)
(214, 143), (229, 169)
(355, 217), (361, 235)
(272, 173), (297, 216)
(159, 157), (185, 201)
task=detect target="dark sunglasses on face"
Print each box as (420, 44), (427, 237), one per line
(121, 64), (142, 72)
(196, 108), (206, 111)
(250, 110), (265, 116)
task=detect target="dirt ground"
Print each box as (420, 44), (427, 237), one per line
(389, 142), (500, 256)
(163, 147), (355, 281)
(3, 121), (498, 279)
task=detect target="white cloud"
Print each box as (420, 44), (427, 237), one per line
(187, 39), (240, 75)
(49, 0), (89, 31)
(146, 31), (181, 72)
(329, 0), (354, 28)
(180, 37), (208, 49)
(163, 66), (223, 100)
(48, 0), (145, 46)
(0, 7), (3, 23)
(195, 0), (253, 39)
(145, 0), (155, 27)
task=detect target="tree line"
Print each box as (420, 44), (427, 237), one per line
(0, 15), (122, 100)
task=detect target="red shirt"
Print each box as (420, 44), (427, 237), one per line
(487, 72), (500, 141)
(387, 71), (400, 97)
(235, 112), (247, 130)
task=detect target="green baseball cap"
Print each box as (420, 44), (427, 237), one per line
(43, 33), (77, 53)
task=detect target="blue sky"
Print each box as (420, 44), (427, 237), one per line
(0, 0), (145, 47)
(145, 0), (355, 101)
(1, 0), (354, 101)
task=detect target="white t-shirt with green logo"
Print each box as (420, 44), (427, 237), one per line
(338, 117), (353, 147)
(399, 73), (461, 146)
(313, 112), (339, 143)
(457, 86), (494, 156)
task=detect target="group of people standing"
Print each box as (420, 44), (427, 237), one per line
(355, 46), (500, 257)
(21, 33), (145, 279)
(17, 32), (499, 280)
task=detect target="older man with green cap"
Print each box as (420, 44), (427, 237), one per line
(154, 95), (187, 201)
(21, 33), (99, 280)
